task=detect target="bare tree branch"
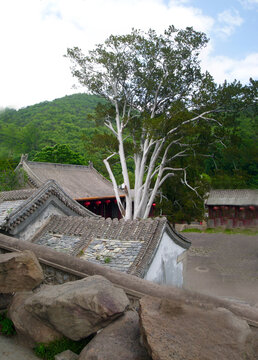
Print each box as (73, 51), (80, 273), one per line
(104, 119), (118, 136)
(181, 169), (202, 199)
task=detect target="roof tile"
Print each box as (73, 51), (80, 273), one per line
(32, 215), (190, 277)
(19, 158), (125, 200)
(207, 189), (258, 206)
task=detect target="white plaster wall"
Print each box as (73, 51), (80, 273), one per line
(144, 231), (185, 287)
(18, 204), (65, 241)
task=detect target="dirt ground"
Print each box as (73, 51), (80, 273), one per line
(0, 335), (38, 360)
(183, 232), (258, 306)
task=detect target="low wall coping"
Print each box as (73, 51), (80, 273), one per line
(0, 233), (257, 327)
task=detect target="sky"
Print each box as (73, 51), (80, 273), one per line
(0, 0), (257, 110)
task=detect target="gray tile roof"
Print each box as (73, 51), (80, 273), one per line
(0, 189), (36, 201)
(36, 233), (82, 255)
(206, 189), (258, 206)
(18, 155), (125, 200)
(0, 200), (24, 226)
(0, 180), (97, 232)
(0, 188), (37, 226)
(32, 215), (191, 277)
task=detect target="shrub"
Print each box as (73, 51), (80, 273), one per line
(33, 335), (94, 360)
(181, 228), (202, 233)
(104, 257), (111, 263)
(0, 312), (16, 336)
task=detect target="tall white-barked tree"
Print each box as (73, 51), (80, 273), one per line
(66, 26), (219, 219)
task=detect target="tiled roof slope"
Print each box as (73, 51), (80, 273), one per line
(207, 189), (258, 206)
(32, 215), (191, 277)
(0, 188), (36, 201)
(17, 155), (125, 200)
(0, 200), (24, 226)
(0, 189), (36, 226)
(0, 180), (98, 232)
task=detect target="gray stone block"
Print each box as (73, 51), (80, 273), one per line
(55, 349), (79, 360)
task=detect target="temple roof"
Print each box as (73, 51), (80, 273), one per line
(32, 215), (191, 278)
(206, 189), (258, 206)
(17, 155), (125, 200)
(0, 180), (97, 232)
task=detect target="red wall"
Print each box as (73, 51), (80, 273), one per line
(208, 205), (257, 228)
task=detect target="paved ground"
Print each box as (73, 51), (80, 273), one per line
(183, 232), (258, 305)
(0, 335), (38, 360)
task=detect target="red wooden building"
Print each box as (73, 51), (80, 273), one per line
(206, 189), (258, 228)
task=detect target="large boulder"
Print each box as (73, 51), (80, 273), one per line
(139, 296), (256, 360)
(0, 293), (13, 310)
(0, 250), (44, 293)
(8, 292), (63, 347)
(79, 310), (151, 360)
(25, 275), (130, 340)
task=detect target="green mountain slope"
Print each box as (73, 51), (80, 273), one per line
(0, 93), (106, 159)
(0, 92), (256, 191)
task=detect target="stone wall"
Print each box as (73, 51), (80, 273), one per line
(0, 235), (141, 307)
(0, 233), (257, 327)
(0, 247), (80, 285)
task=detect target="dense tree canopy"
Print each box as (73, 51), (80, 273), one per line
(0, 94), (106, 159)
(0, 75), (256, 221)
(0, 157), (26, 191)
(33, 144), (85, 165)
(66, 26), (243, 219)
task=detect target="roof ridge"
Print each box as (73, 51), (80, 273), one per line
(2, 180), (97, 231)
(18, 155), (125, 199)
(26, 160), (92, 170)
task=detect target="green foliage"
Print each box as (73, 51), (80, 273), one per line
(0, 75), (256, 221)
(0, 312), (16, 336)
(158, 156), (210, 224)
(67, 26), (209, 115)
(182, 228), (258, 235)
(0, 157), (27, 191)
(104, 257), (111, 263)
(205, 228), (258, 235)
(33, 144), (85, 165)
(33, 336), (94, 360)
(0, 93), (105, 159)
(204, 79), (258, 189)
(181, 228), (202, 233)
(66, 27), (210, 159)
(66, 26), (215, 219)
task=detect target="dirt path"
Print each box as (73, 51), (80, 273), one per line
(0, 335), (38, 360)
(183, 233), (258, 305)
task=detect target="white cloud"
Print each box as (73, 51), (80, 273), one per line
(201, 45), (258, 84)
(239, 0), (258, 9)
(217, 9), (244, 38)
(0, 0), (255, 110)
(0, 0), (215, 109)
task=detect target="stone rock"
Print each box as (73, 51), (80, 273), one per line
(139, 296), (255, 360)
(0, 293), (13, 310)
(8, 292), (63, 347)
(25, 275), (130, 340)
(55, 350), (79, 360)
(0, 250), (44, 293)
(79, 310), (151, 360)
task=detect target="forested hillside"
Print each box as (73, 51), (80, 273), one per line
(0, 92), (257, 222)
(0, 93), (106, 160)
